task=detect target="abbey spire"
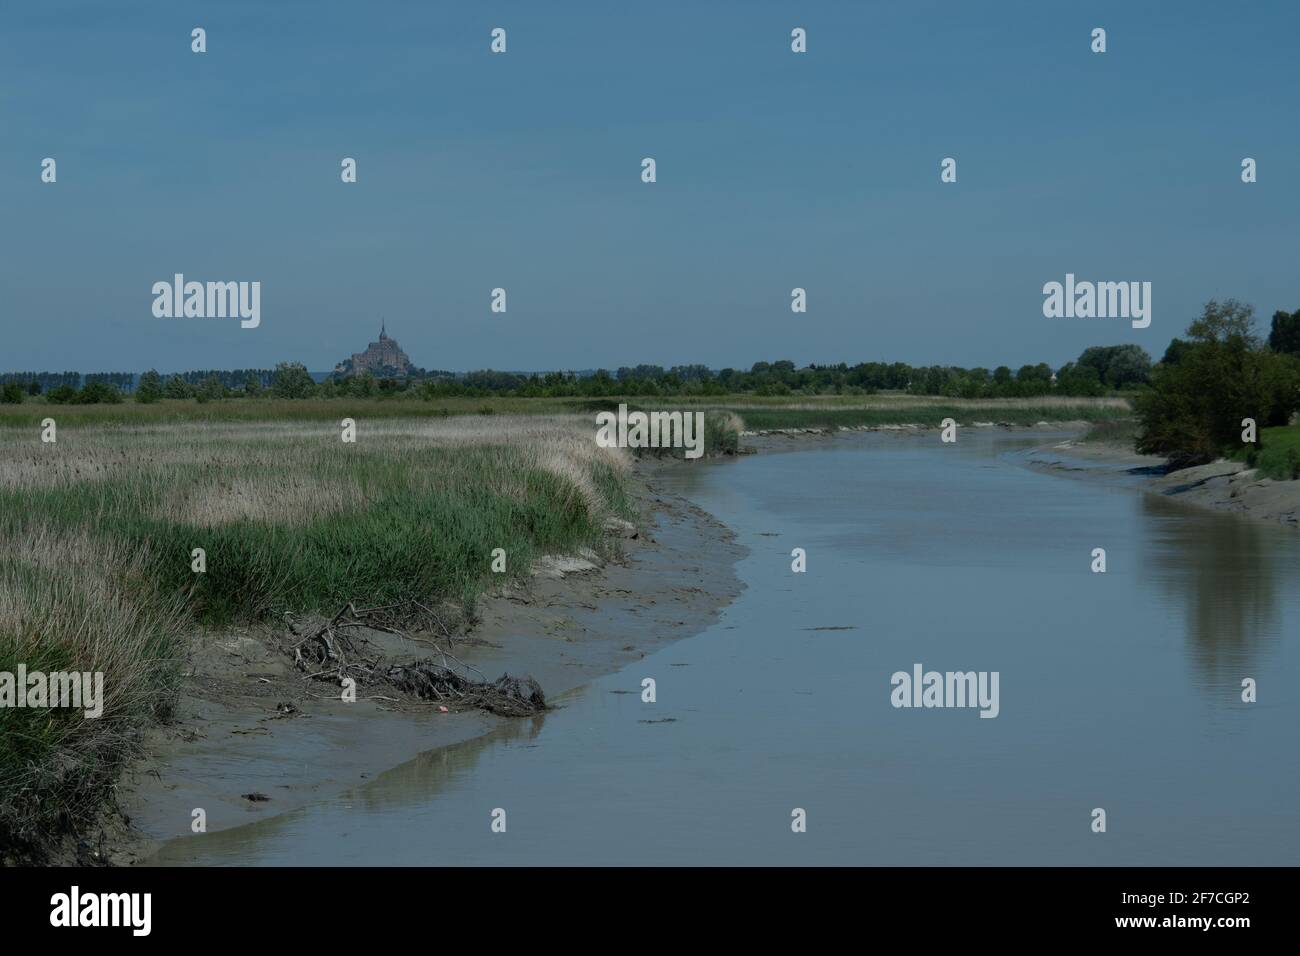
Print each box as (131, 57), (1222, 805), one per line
(332, 323), (412, 377)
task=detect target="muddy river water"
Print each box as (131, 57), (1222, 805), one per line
(150, 431), (1300, 865)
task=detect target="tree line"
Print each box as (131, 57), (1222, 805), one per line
(0, 346), (1155, 405)
(6, 303), (1300, 479)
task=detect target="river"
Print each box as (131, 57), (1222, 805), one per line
(150, 430), (1300, 865)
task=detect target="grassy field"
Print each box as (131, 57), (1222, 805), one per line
(0, 392), (1135, 431)
(0, 413), (650, 857)
(0, 396), (582, 427)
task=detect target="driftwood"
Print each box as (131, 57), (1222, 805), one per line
(288, 601), (546, 718)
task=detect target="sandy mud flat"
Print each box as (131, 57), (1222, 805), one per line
(1025, 438), (1300, 529)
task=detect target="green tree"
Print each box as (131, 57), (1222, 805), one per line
(197, 375), (226, 402)
(1136, 300), (1300, 469)
(135, 369), (163, 404)
(1055, 362), (1104, 396)
(272, 362), (316, 399)
(164, 375), (194, 399)
(76, 381), (124, 404)
(1161, 337), (1190, 366)
(1078, 344), (1151, 388)
(0, 383), (24, 404)
(354, 371), (378, 397)
(1268, 308), (1300, 355)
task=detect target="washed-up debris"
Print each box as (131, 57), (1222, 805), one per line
(384, 662), (544, 718)
(288, 601), (547, 718)
(242, 793), (270, 802)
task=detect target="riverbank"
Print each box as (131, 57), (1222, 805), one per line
(99, 462), (744, 865)
(712, 395), (1130, 433)
(1024, 436), (1300, 529)
(0, 413), (743, 863)
(740, 414), (1300, 529)
(742, 418), (1097, 439)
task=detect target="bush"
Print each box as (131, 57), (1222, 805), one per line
(164, 376), (194, 399)
(197, 375), (227, 402)
(272, 362), (316, 399)
(1077, 344), (1152, 389)
(135, 370), (163, 404)
(76, 382), (124, 404)
(0, 383), (24, 404)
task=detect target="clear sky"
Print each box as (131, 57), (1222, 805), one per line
(2, 0), (1298, 375)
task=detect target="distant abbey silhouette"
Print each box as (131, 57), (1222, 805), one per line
(333, 321), (412, 376)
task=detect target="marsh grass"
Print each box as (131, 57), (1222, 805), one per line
(0, 530), (188, 856)
(0, 397), (585, 429)
(590, 407), (744, 459)
(0, 414), (643, 856)
(1241, 424), (1300, 480)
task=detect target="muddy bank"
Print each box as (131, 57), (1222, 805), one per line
(1026, 437), (1300, 529)
(747, 422), (1300, 529)
(98, 463), (744, 865)
(742, 419), (1097, 440)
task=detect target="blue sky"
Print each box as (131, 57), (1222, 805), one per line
(2, 0), (1298, 374)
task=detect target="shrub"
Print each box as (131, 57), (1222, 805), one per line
(76, 382), (124, 404)
(272, 362), (316, 399)
(135, 370), (163, 404)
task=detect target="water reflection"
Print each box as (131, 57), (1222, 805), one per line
(148, 709), (549, 865)
(354, 711), (549, 814)
(1140, 494), (1284, 686)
